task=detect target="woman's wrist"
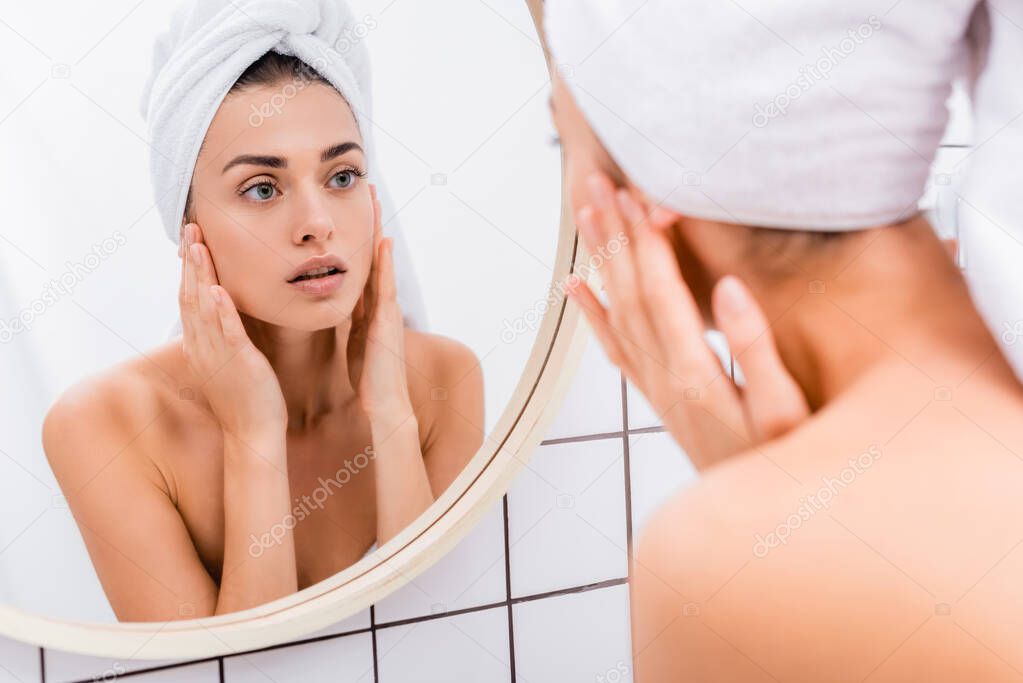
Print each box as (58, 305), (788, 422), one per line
(367, 401), (418, 437)
(222, 423), (287, 462)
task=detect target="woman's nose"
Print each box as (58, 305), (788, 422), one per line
(292, 191), (335, 243)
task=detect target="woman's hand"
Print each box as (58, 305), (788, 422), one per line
(179, 223), (287, 437)
(347, 184), (414, 425)
(565, 172), (810, 469)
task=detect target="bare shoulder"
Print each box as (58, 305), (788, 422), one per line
(402, 329), (485, 492)
(42, 339), (188, 493)
(403, 328), (484, 413)
(631, 398), (1023, 682)
(403, 329), (482, 386)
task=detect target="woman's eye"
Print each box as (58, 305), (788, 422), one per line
(243, 182), (277, 201)
(332, 170), (357, 189)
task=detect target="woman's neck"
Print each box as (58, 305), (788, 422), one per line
(239, 315), (358, 432)
(730, 219), (1013, 410)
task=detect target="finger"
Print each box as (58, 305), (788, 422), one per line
(363, 186), (383, 321)
(616, 189), (713, 365)
(211, 285), (247, 348)
(581, 173), (639, 312)
(377, 238), (398, 304)
(178, 224), (205, 374)
(189, 228), (220, 354)
(712, 275), (810, 440)
(565, 275), (629, 370)
(179, 224), (199, 336)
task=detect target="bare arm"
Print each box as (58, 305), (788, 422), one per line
(44, 385), (299, 620)
(43, 386), (219, 622)
(370, 335), (485, 544)
(215, 426), (296, 615)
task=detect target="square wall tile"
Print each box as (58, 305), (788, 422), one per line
(43, 649), (187, 683)
(545, 336), (623, 440)
(628, 432), (698, 542)
(304, 607), (372, 639)
(0, 637), (39, 683)
(377, 607), (511, 683)
(514, 583), (633, 683)
(508, 439), (628, 597)
(224, 633), (373, 683)
(123, 661), (219, 681)
(375, 500), (506, 624)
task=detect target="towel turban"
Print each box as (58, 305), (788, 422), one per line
(543, 0), (982, 231)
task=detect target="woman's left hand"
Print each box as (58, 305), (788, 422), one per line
(565, 172), (810, 469)
(347, 184), (413, 424)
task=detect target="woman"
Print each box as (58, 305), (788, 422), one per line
(41, 46), (483, 621)
(545, 0), (1023, 680)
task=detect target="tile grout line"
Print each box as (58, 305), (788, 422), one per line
(502, 495), (517, 682)
(52, 580), (631, 681)
(370, 605), (380, 683)
(621, 373), (634, 572)
(375, 578), (628, 630)
(621, 373), (637, 678)
(541, 425), (665, 447)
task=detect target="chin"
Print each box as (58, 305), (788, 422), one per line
(282, 300), (356, 331)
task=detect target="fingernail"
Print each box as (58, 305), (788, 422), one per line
(190, 243), (201, 266)
(717, 276), (748, 314)
(576, 205), (595, 230)
(616, 189), (637, 221)
(649, 206), (677, 230)
(586, 173), (611, 208)
(210, 286), (221, 304)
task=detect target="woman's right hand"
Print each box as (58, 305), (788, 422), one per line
(565, 172), (810, 469)
(179, 223), (287, 436)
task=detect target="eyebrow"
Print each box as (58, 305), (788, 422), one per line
(221, 141), (364, 174)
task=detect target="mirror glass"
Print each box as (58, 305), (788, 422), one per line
(0, 0), (559, 623)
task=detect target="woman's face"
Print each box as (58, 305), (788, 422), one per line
(188, 81), (373, 331)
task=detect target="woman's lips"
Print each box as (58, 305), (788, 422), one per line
(288, 271), (345, 295)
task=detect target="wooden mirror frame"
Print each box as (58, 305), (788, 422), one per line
(0, 0), (592, 660)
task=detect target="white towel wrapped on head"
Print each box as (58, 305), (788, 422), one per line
(543, 0), (981, 231)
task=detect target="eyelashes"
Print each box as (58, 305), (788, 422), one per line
(237, 166), (368, 202)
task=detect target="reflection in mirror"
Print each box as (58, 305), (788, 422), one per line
(0, 0), (559, 623)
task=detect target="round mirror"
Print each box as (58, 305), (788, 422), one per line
(0, 0), (583, 657)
